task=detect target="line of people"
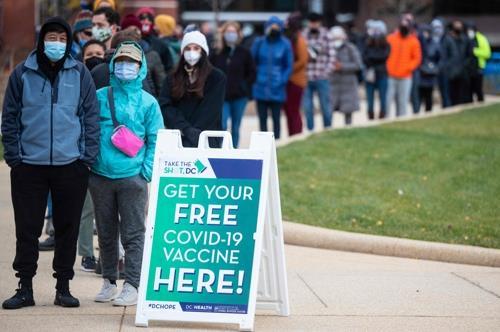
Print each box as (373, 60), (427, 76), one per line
(1, 4), (225, 309)
(1, 3), (492, 310)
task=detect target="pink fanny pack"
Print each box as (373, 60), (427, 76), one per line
(108, 88), (144, 157)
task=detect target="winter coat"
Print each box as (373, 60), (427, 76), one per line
(289, 34), (309, 88)
(473, 32), (491, 69)
(91, 51), (154, 94)
(251, 17), (293, 102)
(330, 42), (362, 113)
(144, 34), (173, 73)
(362, 38), (390, 79)
(210, 45), (256, 101)
(91, 42), (164, 182)
(1, 51), (100, 167)
(418, 37), (442, 88)
(437, 35), (459, 78)
(159, 68), (226, 148)
(386, 31), (422, 79)
(140, 40), (166, 97)
(448, 34), (471, 80)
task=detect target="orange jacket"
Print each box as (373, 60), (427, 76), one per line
(289, 35), (309, 88)
(386, 31), (422, 79)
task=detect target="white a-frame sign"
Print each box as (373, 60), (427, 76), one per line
(135, 130), (289, 331)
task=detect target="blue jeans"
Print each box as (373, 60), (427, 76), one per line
(366, 76), (388, 117)
(222, 98), (248, 148)
(256, 100), (282, 139)
(302, 79), (332, 131)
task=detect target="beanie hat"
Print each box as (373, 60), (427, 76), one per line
(181, 31), (209, 55)
(330, 26), (346, 40)
(154, 14), (176, 36)
(93, 0), (116, 10)
(73, 10), (93, 32)
(136, 7), (155, 19)
(121, 14), (141, 30)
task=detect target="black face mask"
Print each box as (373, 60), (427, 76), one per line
(399, 25), (409, 37)
(310, 28), (319, 35)
(268, 29), (281, 39)
(85, 56), (104, 71)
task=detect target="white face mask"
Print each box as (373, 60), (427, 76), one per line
(184, 50), (201, 66)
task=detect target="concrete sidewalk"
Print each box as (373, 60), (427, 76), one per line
(0, 163), (500, 331)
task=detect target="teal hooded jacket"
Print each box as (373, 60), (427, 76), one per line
(92, 42), (164, 182)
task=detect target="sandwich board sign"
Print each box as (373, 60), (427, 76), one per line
(135, 130), (289, 331)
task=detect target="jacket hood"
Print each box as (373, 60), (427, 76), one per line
(37, 17), (73, 60)
(265, 16), (284, 31)
(109, 41), (148, 91)
(431, 19), (445, 38)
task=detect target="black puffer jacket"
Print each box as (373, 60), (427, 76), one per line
(362, 37), (390, 79)
(210, 45), (256, 100)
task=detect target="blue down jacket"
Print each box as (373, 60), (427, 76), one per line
(251, 16), (293, 103)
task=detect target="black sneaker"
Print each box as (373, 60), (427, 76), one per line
(39, 235), (55, 251)
(54, 290), (80, 308)
(81, 256), (97, 272)
(2, 285), (35, 309)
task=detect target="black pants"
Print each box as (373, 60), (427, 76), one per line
(419, 87), (433, 112)
(256, 100), (282, 139)
(450, 76), (470, 106)
(470, 73), (484, 102)
(10, 161), (89, 282)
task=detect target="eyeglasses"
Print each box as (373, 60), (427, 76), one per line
(82, 30), (93, 37)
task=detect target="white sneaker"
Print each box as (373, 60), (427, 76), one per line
(94, 279), (118, 302)
(112, 282), (138, 306)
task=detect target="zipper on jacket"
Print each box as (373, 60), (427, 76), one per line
(50, 87), (54, 165)
(49, 76), (59, 165)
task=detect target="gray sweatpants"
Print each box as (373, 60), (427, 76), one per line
(78, 191), (94, 258)
(88, 173), (147, 289)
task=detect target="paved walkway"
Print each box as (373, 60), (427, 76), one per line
(0, 166), (499, 331)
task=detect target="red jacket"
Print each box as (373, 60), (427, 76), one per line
(386, 31), (422, 79)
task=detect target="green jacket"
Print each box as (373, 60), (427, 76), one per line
(92, 42), (164, 182)
(473, 32), (491, 69)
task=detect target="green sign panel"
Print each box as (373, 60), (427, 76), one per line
(145, 173), (262, 314)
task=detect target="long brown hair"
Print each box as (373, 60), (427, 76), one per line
(171, 50), (213, 100)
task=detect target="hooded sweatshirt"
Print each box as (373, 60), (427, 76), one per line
(91, 42), (164, 181)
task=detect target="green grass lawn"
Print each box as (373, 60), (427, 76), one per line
(278, 104), (500, 249)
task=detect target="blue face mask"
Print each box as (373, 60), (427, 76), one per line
(44, 41), (67, 62)
(114, 61), (139, 81)
(79, 39), (88, 47)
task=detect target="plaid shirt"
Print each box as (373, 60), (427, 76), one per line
(303, 27), (336, 81)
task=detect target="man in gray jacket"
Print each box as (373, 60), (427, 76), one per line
(1, 17), (100, 309)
